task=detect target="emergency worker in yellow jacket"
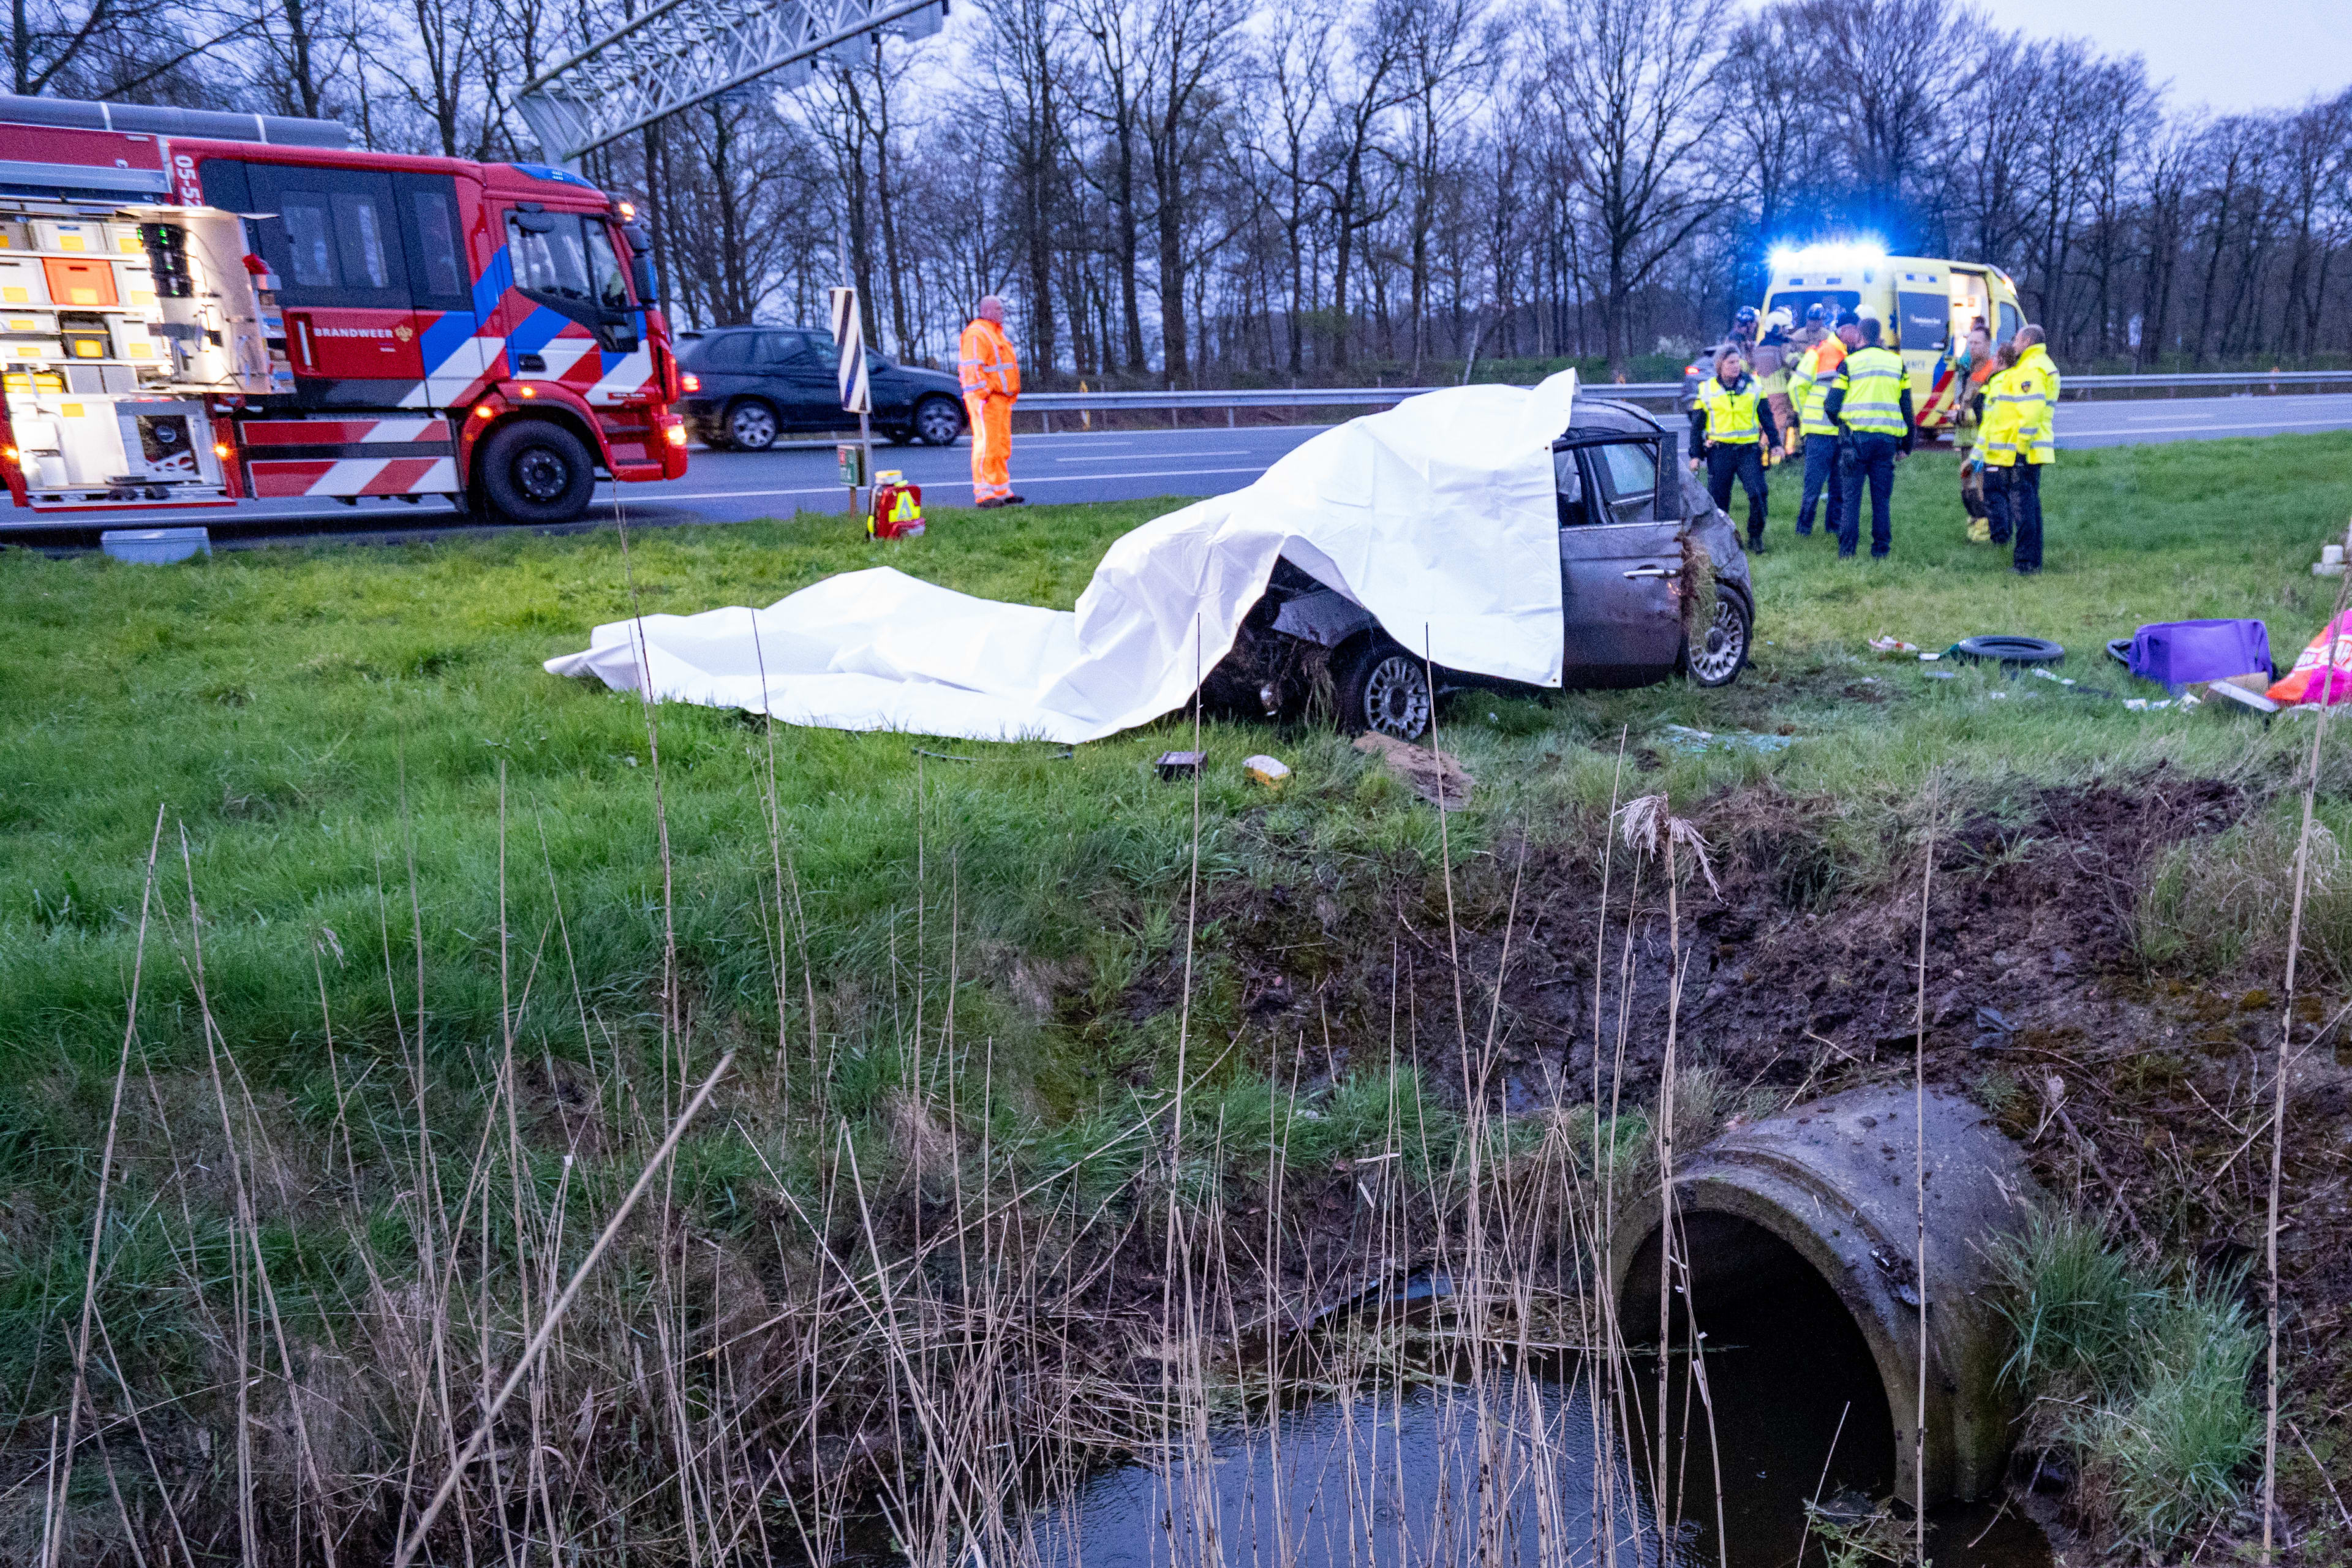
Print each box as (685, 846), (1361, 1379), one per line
(1687, 350), (1782, 551)
(958, 296), (1023, 508)
(1784, 310), (1855, 539)
(1820, 315), (1914, 559)
(1970, 324), (2060, 574)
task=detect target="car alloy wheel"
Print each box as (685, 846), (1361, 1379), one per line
(914, 396), (964, 446)
(1357, 652), (1432, 740)
(1687, 590), (1750, 685)
(726, 401), (779, 451)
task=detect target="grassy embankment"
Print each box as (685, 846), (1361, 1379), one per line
(4, 432), (2351, 1561)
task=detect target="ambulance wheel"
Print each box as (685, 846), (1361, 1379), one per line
(724, 399), (780, 451)
(480, 420), (595, 526)
(912, 395), (965, 447)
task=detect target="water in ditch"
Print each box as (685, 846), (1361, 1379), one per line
(1030, 1260), (2051, 1568)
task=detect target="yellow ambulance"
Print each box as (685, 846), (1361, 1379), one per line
(1758, 244), (2025, 437)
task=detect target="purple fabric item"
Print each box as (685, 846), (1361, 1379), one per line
(2127, 619), (2273, 690)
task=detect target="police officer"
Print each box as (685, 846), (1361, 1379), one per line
(1822, 316), (1913, 559)
(1689, 349), (1781, 551)
(1785, 309), (1855, 539)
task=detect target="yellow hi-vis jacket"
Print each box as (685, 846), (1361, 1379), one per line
(1787, 338), (1847, 439)
(1694, 374), (1766, 444)
(1978, 344), (2060, 466)
(1828, 344), (1912, 437)
(958, 317), (1020, 399)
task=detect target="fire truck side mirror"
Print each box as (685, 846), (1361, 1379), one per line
(514, 211), (557, 235)
(630, 254), (658, 307)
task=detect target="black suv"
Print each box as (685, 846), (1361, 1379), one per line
(676, 326), (968, 450)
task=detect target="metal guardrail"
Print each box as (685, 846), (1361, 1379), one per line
(1017, 368), (2352, 423)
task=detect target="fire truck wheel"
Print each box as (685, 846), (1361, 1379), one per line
(724, 399), (780, 452)
(911, 395), (965, 447)
(479, 420), (596, 526)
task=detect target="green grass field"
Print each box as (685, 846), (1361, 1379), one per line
(7, 431), (2351, 1559)
(6, 436), (2350, 1102)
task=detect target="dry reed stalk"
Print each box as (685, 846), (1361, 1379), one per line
(46, 805), (164, 1568)
(2263, 518), (2352, 1564)
(391, 1046), (738, 1567)
(1914, 782), (1939, 1564)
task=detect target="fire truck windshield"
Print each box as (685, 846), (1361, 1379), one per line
(508, 212), (630, 311)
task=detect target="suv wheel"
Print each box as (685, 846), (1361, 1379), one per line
(1684, 586), (1751, 687)
(913, 395), (965, 447)
(725, 399), (780, 451)
(1335, 643), (1432, 742)
(478, 420), (595, 526)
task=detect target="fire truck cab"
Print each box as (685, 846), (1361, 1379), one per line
(0, 94), (687, 526)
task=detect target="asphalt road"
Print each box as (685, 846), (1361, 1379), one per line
(10, 391), (2351, 548)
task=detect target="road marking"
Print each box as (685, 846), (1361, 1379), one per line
(1054, 449), (1250, 462)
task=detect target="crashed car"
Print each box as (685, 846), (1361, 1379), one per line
(1203, 398), (1754, 741)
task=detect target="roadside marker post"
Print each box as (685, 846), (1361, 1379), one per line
(830, 285), (873, 519)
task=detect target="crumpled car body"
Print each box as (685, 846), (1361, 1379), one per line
(1204, 398), (1755, 739)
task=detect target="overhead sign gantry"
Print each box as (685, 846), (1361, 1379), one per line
(512, 0), (946, 166)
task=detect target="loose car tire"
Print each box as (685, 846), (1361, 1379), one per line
(1684, 586), (1751, 687)
(913, 394), (965, 447)
(479, 420), (595, 526)
(725, 399), (780, 451)
(1336, 643), (1433, 742)
(1951, 634), (2065, 668)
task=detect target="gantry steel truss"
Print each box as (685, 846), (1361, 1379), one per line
(513, 0), (944, 165)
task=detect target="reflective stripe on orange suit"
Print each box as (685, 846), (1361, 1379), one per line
(959, 317), (1020, 500)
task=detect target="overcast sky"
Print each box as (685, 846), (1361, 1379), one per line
(1971, 0), (2348, 111)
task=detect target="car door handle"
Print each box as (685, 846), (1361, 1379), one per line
(1623, 566), (1675, 579)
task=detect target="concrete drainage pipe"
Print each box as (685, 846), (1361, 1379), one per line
(1607, 1083), (2045, 1508)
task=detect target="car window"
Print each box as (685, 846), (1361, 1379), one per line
(1592, 440), (1659, 523)
(1553, 448), (1593, 527)
(695, 334), (752, 369)
(758, 331), (814, 367)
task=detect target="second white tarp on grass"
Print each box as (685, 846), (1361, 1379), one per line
(545, 371), (1580, 743)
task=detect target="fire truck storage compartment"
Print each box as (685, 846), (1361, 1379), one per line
(59, 313), (111, 358)
(43, 258), (116, 307)
(30, 218), (105, 254)
(0, 255), (48, 304)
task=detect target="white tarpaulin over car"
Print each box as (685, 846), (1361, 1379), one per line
(545, 371), (1580, 743)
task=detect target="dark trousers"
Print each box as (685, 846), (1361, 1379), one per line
(1837, 432), (1899, 557)
(1798, 434), (1842, 535)
(1706, 443), (1768, 544)
(1988, 463), (2044, 571)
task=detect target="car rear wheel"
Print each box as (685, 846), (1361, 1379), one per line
(725, 399), (780, 451)
(478, 420), (595, 526)
(1335, 643), (1432, 742)
(1684, 586), (1751, 687)
(913, 394), (965, 447)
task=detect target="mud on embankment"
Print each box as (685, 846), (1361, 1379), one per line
(1121, 767), (2351, 1547)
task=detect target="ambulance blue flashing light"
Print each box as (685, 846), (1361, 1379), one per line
(1768, 239), (1888, 271)
(508, 162), (600, 189)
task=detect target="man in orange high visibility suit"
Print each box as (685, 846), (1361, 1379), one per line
(959, 296), (1023, 508)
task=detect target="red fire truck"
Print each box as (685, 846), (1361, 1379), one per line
(0, 94), (688, 527)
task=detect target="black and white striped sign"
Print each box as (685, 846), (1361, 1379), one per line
(829, 286), (870, 414)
